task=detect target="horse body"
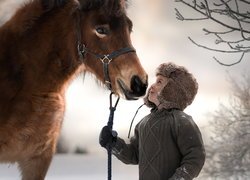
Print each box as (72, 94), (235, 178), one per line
(0, 0), (147, 179)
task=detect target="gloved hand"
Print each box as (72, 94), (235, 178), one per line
(99, 126), (118, 149)
(168, 167), (192, 180)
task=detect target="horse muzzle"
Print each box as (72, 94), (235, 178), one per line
(117, 75), (148, 100)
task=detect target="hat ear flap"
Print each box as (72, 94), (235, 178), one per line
(158, 79), (186, 110)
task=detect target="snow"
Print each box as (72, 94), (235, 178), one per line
(0, 154), (138, 180)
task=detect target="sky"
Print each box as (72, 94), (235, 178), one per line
(1, 0), (250, 154)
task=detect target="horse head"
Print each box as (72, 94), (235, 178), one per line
(76, 0), (148, 100)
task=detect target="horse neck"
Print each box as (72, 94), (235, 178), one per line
(0, 1), (82, 100)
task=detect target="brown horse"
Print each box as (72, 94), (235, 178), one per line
(0, 0), (148, 179)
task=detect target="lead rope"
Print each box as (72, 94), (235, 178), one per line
(106, 92), (120, 180)
(127, 103), (145, 138)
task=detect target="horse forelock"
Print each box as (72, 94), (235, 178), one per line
(42, 0), (69, 11)
(79, 0), (128, 17)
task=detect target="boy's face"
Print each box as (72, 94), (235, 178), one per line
(148, 75), (169, 106)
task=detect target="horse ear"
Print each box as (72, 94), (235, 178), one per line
(42, 0), (68, 11)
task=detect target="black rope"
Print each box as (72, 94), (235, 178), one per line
(106, 92), (120, 180)
(127, 103), (145, 138)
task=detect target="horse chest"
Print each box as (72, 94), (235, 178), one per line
(15, 95), (65, 138)
(0, 94), (65, 160)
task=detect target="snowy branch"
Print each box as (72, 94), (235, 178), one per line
(175, 0), (250, 66)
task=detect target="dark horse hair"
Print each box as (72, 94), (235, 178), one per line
(42, 0), (69, 10)
(4, 0), (128, 36)
(42, 0), (125, 12)
(0, 0), (147, 179)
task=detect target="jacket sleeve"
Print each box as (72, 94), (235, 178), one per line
(169, 112), (206, 180)
(112, 124), (139, 164)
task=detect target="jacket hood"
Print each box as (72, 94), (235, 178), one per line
(144, 62), (198, 110)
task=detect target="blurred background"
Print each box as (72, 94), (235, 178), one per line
(0, 0), (249, 179)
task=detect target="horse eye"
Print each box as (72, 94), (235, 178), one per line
(96, 27), (109, 35)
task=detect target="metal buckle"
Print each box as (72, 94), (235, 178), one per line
(100, 55), (112, 64)
(77, 44), (85, 59)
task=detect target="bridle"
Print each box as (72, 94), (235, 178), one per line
(75, 9), (136, 91)
(77, 44), (135, 90)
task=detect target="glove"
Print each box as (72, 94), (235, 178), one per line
(168, 167), (192, 180)
(99, 126), (118, 148)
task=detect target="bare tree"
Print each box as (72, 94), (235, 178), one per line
(175, 0), (250, 66)
(202, 72), (250, 179)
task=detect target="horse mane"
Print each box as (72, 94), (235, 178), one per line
(41, 0), (129, 15)
(79, 0), (128, 17)
(0, 0), (78, 104)
(42, 0), (69, 11)
(1, 0), (128, 36)
(2, 0), (75, 35)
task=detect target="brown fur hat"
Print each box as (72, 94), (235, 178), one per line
(144, 62), (198, 110)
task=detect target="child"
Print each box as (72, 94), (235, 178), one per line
(100, 62), (206, 180)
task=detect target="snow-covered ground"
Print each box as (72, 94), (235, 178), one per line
(0, 154), (138, 180)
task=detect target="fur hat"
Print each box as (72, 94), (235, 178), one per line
(144, 62), (198, 110)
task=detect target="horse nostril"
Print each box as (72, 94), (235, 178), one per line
(131, 75), (147, 97)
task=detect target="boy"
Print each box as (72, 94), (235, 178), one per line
(100, 62), (206, 180)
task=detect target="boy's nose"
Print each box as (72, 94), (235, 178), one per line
(150, 84), (156, 90)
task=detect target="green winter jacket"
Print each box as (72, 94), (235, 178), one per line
(112, 108), (206, 180)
